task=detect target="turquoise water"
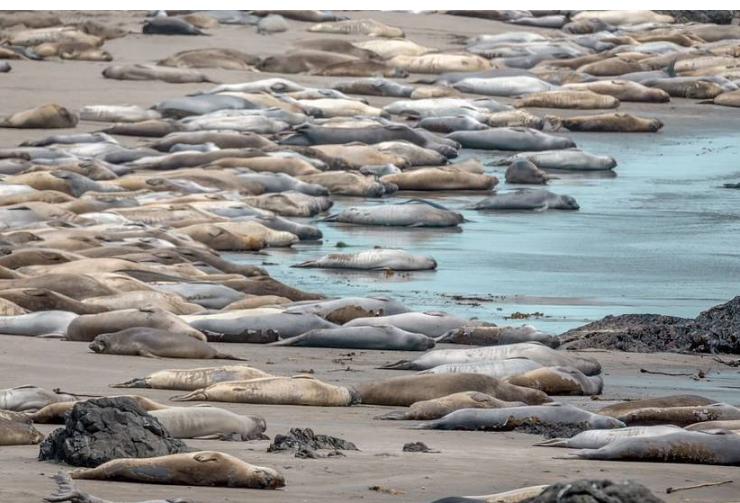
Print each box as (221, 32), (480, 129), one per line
(228, 128), (740, 334)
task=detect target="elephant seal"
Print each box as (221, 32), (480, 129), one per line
(103, 64), (213, 84)
(355, 373), (551, 407)
(564, 80), (670, 102)
(0, 385), (77, 412)
(1, 104), (78, 129)
(418, 358), (544, 379)
(473, 190), (579, 211)
(308, 18), (404, 38)
(437, 325), (559, 347)
(28, 395), (169, 423)
(84, 291), (202, 315)
(505, 159), (549, 185)
(258, 50), (358, 74)
(560, 429), (740, 466)
(466, 486), (548, 503)
(500, 150), (617, 171)
(0, 288), (106, 315)
(546, 112), (663, 132)
(0, 298), (26, 316)
(382, 167), (497, 191)
(322, 199), (463, 227)
(376, 391), (525, 421)
(66, 308), (206, 342)
(297, 39), (378, 59)
(447, 128), (575, 151)
(102, 119), (184, 137)
(536, 425), (682, 449)
(294, 249), (437, 271)
(299, 171), (392, 198)
(345, 311), (467, 338)
(382, 343), (601, 376)
(514, 91), (620, 109)
(284, 296), (412, 322)
(332, 78), (413, 97)
(453, 76), (555, 97)
(88, 328), (245, 360)
(153, 283), (246, 309)
(111, 365), (273, 391)
(418, 116), (488, 134)
(270, 326), (435, 351)
(611, 403), (740, 427)
(413, 403), (624, 432)
(0, 310), (78, 337)
(188, 312), (335, 342)
(0, 418), (44, 445)
(143, 17), (205, 35)
(171, 376), (358, 406)
(712, 90), (740, 108)
(506, 367), (604, 396)
(150, 407), (267, 441)
(71, 451), (285, 488)
(686, 419), (740, 432)
(598, 395), (716, 418)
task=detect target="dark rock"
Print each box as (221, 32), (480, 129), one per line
(560, 296), (740, 354)
(402, 441), (439, 453)
(655, 10), (734, 25)
(268, 427), (358, 458)
(522, 479), (664, 503)
(38, 397), (188, 467)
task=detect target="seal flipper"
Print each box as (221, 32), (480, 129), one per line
(215, 350), (248, 361)
(374, 410), (409, 420)
(44, 471), (86, 503)
(170, 390), (206, 402)
(291, 260), (318, 268)
(533, 438), (570, 447)
(377, 359), (416, 370)
(109, 377), (150, 389)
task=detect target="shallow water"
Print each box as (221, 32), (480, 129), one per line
(229, 127), (740, 334)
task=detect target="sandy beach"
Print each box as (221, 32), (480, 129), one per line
(2, 9), (740, 503)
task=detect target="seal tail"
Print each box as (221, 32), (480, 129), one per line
(109, 378), (149, 389)
(267, 338), (295, 347)
(46, 471), (87, 502)
(374, 410), (408, 420)
(545, 115), (564, 131)
(667, 57), (678, 78)
(377, 359), (416, 370)
(315, 213), (339, 223)
(533, 438), (569, 447)
(170, 390), (206, 402)
(407, 421), (435, 430)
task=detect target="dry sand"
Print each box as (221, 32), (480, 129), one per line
(1, 10), (740, 503)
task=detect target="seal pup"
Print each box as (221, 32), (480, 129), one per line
(70, 451), (285, 488)
(294, 249), (437, 271)
(143, 17), (206, 35)
(171, 376), (358, 406)
(438, 325), (558, 347)
(559, 429), (740, 465)
(413, 403), (625, 432)
(88, 328), (245, 360)
(112, 366), (273, 390)
(376, 391), (525, 420)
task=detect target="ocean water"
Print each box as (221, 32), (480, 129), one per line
(229, 128), (740, 334)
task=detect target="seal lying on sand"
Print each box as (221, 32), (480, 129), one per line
(322, 199), (464, 227)
(355, 373), (550, 406)
(150, 407), (268, 441)
(437, 325), (559, 347)
(598, 395), (717, 417)
(536, 425), (682, 449)
(376, 391), (525, 420)
(506, 367), (604, 396)
(111, 365), (273, 391)
(70, 451), (285, 488)
(46, 471), (193, 503)
(270, 326), (435, 351)
(559, 429), (740, 465)
(0, 385), (76, 412)
(413, 403), (625, 432)
(88, 328), (245, 360)
(67, 307), (205, 342)
(0, 418), (45, 445)
(171, 376), (358, 406)
(1, 104), (78, 129)
(611, 402), (740, 427)
(472, 190), (580, 211)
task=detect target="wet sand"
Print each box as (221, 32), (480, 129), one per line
(2, 9), (740, 503)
